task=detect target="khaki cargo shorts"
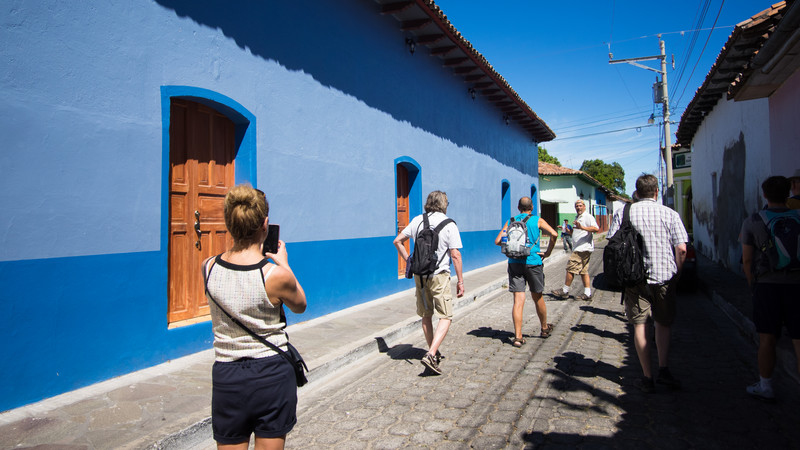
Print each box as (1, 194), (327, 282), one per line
(566, 251), (592, 275)
(415, 272), (454, 319)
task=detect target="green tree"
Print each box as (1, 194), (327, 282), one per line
(538, 146), (560, 166)
(580, 159), (626, 194)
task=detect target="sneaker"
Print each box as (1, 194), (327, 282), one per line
(635, 376), (655, 393)
(656, 368), (681, 389)
(435, 350), (445, 364)
(421, 353), (442, 375)
(575, 293), (592, 301)
(746, 382), (775, 402)
(550, 288), (568, 299)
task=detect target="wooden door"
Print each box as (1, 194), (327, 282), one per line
(168, 99), (235, 323)
(396, 164), (410, 278)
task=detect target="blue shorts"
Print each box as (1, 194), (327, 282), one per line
(212, 354), (297, 444)
(752, 283), (800, 339)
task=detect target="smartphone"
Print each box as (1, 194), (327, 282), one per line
(263, 224), (280, 255)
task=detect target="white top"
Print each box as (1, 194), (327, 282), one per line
(572, 213), (599, 252)
(402, 212), (463, 275)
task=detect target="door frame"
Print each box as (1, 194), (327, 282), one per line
(160, 86), (257, 325)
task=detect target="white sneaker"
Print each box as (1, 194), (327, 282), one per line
(746, 382), (775, 402)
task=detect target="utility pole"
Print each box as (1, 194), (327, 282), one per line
(609, 35), (674, 208)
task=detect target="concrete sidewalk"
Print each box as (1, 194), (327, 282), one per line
(0, 254), (568, 449)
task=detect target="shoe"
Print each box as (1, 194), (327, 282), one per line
(635, 376), (655, 393)
(575, 293), (592, 301)
(550, 289), (568, 299)
(512, 337), (526, 347)
(746, 382), (775, 402)
(421, 353), (442, 375)
(540, 323), (554, 338)
(435, 350), (445, 364)
(656, 367), (681, 389)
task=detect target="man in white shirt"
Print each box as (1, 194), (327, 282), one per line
(551, 199), (599, 300)
(394, 190), (464, 375)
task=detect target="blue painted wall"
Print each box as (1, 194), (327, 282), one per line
(0, 0), (543, 410)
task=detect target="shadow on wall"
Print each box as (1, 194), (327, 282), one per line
(715, 132), (747, 270)
(155, 0), (537, 176)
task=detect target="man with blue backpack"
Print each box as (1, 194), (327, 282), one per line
(740, 175), (800, 402)
(495, 197), (558, 346)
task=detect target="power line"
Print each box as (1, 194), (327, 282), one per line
(675, 0), (726, 107)
(553, 123), (659, 141)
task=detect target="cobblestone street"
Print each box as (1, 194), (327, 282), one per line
(285, 248), (800, 449)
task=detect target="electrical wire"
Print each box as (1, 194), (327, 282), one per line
(553, 123), (659, 141)
(674, 0), (726, 107)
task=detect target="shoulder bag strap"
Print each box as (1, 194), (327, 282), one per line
(203, 256), (302, 370)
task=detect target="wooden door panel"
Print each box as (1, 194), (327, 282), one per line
(396, 164), (410, 278)
(168, 99), (235, 324)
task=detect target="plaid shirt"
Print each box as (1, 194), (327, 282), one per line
(608, 198), (689, 284)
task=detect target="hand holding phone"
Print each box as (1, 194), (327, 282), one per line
(263, 224), (280, 255)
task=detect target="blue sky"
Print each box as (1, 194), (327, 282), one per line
(434, 0), (770, 196)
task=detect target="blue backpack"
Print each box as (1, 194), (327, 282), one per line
(757, 209), (800, 271)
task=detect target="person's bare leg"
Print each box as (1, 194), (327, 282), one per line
(633, 323), (652, 378)
(654, 322), (671, 368)
(253, 436), (286, 450)
(421, 316), (434, 348)
(757, 333), (778, 378)
(563, 272), (574, 287)
(531, 292), (548, 329)
(428, 318), (451, 356)
(512, 292), (526, 339)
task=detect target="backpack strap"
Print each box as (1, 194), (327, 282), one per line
(521, 214), (532, 223)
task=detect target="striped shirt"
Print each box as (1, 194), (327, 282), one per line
(608, 198), (689, 284)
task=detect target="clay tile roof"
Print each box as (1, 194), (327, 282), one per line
(538, 161), (616, 195)
(376, 0), (555, 142)
(538, 161), (582, 176)
(676, 2), (787, 146)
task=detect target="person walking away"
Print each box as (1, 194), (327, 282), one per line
(394, 190), (464, 375)
(787, 169), (800, 209)
(495, 197), (558, 345)
(607, 174), (688, 393)
(202, 184), (307, 449)
(551, 199), (600, 300)
(560, 219), (574, 252)
(740, 176), (800, 401)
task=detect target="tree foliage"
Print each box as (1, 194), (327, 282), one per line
(538, 146), (560, 166)
(580, 159), (626, 194)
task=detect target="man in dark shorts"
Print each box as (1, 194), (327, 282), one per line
(740, 175), (800, 401)
(607, 174), (688, 393)
(495, 197), (558, 345)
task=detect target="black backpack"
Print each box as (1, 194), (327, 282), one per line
(408, 213), (455, 276)
(603, 203), (647, 287)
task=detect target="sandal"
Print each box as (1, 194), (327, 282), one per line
(512, 337), (526, 347)
(540, 323), (554, 338)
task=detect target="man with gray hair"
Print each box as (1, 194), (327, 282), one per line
(394, 190), (464, 375)
(551, 199), (600, 300)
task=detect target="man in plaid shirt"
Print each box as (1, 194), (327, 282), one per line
(607, 174), (688, 393)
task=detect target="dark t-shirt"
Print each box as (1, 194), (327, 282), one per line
(739, 207), (800, 284)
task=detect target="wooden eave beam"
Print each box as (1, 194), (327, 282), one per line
(430, 45), (457, 55)
(401, 18), (431, 30)
(381, 1), (414, 14)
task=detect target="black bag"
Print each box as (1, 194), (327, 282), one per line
(408, 214), (454, 276)
(603, 203), (647, 287)
(204, 257), (309, 387)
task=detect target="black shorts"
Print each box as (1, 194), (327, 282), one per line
(212, 354), (297, 444)
(508, 263), (545, 294)
(752, 283), (800, 338)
